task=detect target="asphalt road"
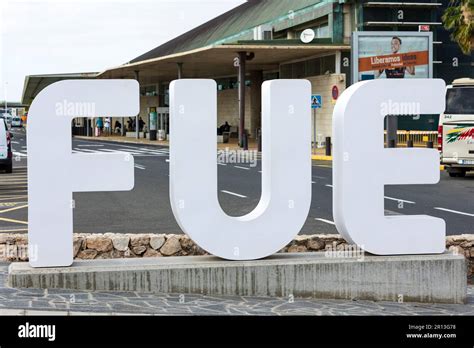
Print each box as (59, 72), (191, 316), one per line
(1, 128), (473, 236)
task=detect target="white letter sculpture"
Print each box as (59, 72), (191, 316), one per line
(333, 79), (446, 255)
(170, 79), (312, 260)
(28, 80), (138, 267)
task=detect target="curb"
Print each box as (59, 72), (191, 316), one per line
(312, 155), (332, 161)
(311, 156), (447, 171)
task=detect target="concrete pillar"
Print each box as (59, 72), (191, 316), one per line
(328, 13), (334, 42)
(250, 70), (263, 139)
(287, 30), (296, 39)
(343, 3), (352, 44)
(335, 51), (342, 74)
(86, 118), (90, 137)
(177, 63), (183, 79)
(134, 70), (140, 139)
(238, 52), (246, 147)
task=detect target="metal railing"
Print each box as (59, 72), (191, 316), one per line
(384, 131), (438, 147)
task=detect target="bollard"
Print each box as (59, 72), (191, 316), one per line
(427, 141), (434, 148)
(407, 140), (414, 148)
(325, 137), (331, 156)
(243, 131), (248, 151)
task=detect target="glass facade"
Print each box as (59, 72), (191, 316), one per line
(280, 55), (336, 79)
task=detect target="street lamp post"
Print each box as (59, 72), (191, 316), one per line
(4, 82), (8, 116)
(134, 70), (140, 139)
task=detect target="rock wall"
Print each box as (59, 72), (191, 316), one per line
(1, 233), (473, 277)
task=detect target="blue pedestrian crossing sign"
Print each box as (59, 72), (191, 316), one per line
(311, 95), (322, 109)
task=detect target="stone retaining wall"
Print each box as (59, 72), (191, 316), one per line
(1, 233), (473, 277)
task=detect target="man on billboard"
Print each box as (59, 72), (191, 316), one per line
(355, 32), (431, 82)
(375, 37), (416, 79)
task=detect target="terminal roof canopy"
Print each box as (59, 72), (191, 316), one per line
(98, 0), (349, 83)
(98, 43), (350, 84)
(21, 73), (98, 106)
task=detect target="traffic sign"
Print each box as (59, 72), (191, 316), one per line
(311, 94), (322, 109)
(418, 25), (430, 32)
(332, 86), (339, 100)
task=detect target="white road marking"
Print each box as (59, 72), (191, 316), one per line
(322, 184), (415, 205)
(13, 152), (27, 157)
(434, 207), (474, 217)
(103, 143), (142, 149)
(217, 163), (226, 166)
(323, 185), (415, 205)
(12, 141), (19, 144)
(77, 144), (104, 147)
(73, 141), (169, 155)
(98, 149), (125, 152)
(315, 218), (335, 225)
(312, 176), (326, 179)
(384, 196), (415, 204)
(166, 159), (170, 163)
(0, 228), (28, 233)
(138, 148), (169, 154)
(116, 148), (168, 156)
(99, 149), (141, 155)
(117, 148), (151, 153)
(385, 209), (402, 216)
(234, 166), (250, 170)
(221, 190), (247, 198)
(74, 148), (97, 153)
(312, 181), (316, 184)
(134, 164), (146, 170)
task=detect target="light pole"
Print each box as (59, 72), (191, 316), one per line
(3, 82), (7, 115)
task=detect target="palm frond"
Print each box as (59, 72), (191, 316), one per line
(442, 0), (474, 54)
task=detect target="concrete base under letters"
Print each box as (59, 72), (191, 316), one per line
(8, 252), (467, 304)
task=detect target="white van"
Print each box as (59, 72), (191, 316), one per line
(438, 78), (474, 177)
(0, 118), (13, 173)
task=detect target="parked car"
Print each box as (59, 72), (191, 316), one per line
(0, 118), (13, 173)
(438, 78), (474, 177)
(11, 116), (22, 128)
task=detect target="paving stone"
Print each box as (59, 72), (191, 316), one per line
(0, 266), (473, 316)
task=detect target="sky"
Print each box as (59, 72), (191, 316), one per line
(0, 0), (246, 102)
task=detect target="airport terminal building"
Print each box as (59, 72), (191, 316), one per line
(21, 0), (473, 143)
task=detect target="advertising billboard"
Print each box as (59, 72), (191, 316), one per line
(352, 32), (433, 83)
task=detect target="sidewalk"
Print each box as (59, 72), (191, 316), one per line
(0, 263), (472, 316)
(74, 135), (332, 160)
